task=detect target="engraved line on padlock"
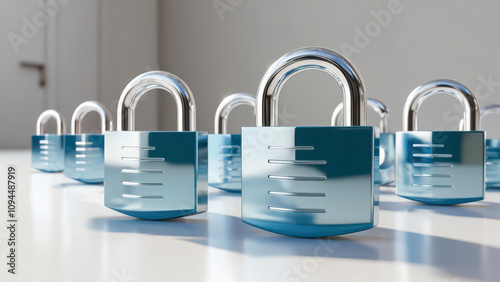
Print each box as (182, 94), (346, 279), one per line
(209, 93), (256, 192)
(64, 101), (113, 184)
(104, 70), (208, 220)
(241, 47), (379, 237)
(396, 79), (485, 205)
(32, 110), (66, 172)
(332, 98), (395, 185)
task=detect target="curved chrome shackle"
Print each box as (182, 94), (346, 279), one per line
(214, 93), (256, 134)
(71, 101), (113, 134)
(118, 71), (196, 131)
(403, 79), (479, 131)
(332, 98), (390, 133)
(36, 110), (66, 135)
(256, 47), (366, 126)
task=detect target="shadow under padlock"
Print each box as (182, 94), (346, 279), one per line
(32, 110), (66, 172)
(208, 93), (256, 192)
(396, 79), (485, 205)
(332, 98), (395, 186)
(241, 47), (379, 238)
(104, 71), (208, 220)
(64, 101), (113, 184)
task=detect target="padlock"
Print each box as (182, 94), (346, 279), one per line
(64, 101), (113, 184)
(479, 104), (500, 188)
(32, 110), (66, 172)
(208, 93), (256, 192)
(396, 79), (485, 205)
(104, 71), (208, 220)
(332, 98), (395, 185)
(241, 47), (379, 238)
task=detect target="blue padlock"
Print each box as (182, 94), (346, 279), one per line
(32, 110), (66, 172)
(479, 104), (500, 188)
(332, 98), (395, 185)
(104, 71), (208, 220)
(64, 101), (113, 184)
(208, 93), (256, 192)
(396, 79), (485, 205)
(241, 47), (379, 238)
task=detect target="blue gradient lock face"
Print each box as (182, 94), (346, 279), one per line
(104, 71), (208, 220)
(64, 135), (105, 184)
(105, 131), (207, 220)
(208, 134), (242, 192)
(486, 139), (500, 188)
(242, 126), (378, 237)
(396, 131), (485, 205)
(32, 110), (66, 172)
(32, 134), (64, 172)
(396, 79), (485, 205)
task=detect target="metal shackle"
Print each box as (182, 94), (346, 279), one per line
(257, 47), (366, 126)
(71, 101), (113, 134)
(403, 79), (480, 131)
(36, 110), (66, 135)
(332, 98), (389, 133)
(118, 71), (196, 131)
(214, 93), (256, 134)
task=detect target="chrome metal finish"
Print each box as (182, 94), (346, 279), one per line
(479, 104), (500, 188)
(118, 71), (195, 131)
(396, 79), (485, 205)
(36, 109), (66, 135)
(71, 101), (113, 134)
(215, 93), (256, 134)
(257, 47), (366, 127)
(332, 98), (389, 132)
(32, 110), (66, 172)
(403, 80), (479, 131)
(242, 47), (378, 238)
(105, 71), (207, 220)
(209, 93), (256, 192)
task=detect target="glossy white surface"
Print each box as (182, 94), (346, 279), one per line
(1, 150), (499, 282)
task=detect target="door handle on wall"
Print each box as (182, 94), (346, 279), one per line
(20, 61), (46, 87)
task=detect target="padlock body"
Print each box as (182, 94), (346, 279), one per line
(64, 134), (105, 184)
(104, 131), (208, 220)
(241, 126), (378, 237)
(486, 139), (500, 188)
(208, 134), (242, 192)
(396, 131), (485, 205)
(32, 134), (64, 172)
(379, 133), (396, 185)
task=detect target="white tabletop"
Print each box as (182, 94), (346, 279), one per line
(0, 150), (499, 282)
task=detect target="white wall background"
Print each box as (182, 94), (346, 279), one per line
(158, 0), (500, 138)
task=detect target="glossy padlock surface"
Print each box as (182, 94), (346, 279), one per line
(208, 93), (256, 192)
(479, 105), (500, 188)
(64, 101), (112, 184)
(241, 47), (378, 237)
(396, 80), (485, 205)
(333, 98), (394, 185)
(32, 110), (66, 172)
(104, 71), (208, 220)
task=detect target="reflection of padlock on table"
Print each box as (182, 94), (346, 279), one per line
(396, 79), (485, 205)
(105, 71), (208, 220)
(332, 98), (395, 185)
(241, 47), (379, 237)
(208, 93), (256, 192)
(64, 101), (113, 184)
(32, 110), (66, 172)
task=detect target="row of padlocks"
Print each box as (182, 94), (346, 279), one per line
(31, 47), (497, 238)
